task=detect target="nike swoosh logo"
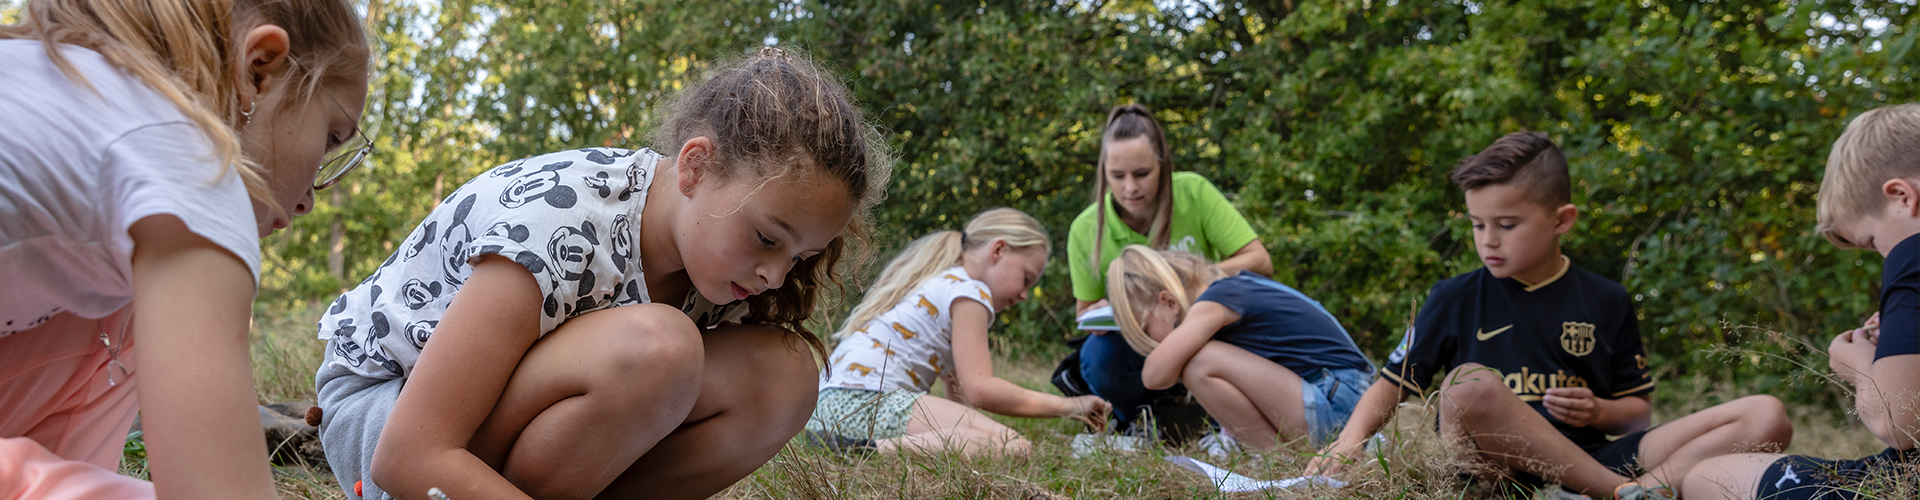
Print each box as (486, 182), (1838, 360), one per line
(1475, 325), (1513, 341)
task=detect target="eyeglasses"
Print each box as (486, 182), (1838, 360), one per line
(314, 85), (372, 191)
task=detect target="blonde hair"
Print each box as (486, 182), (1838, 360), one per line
(1091, 104), (1176, 274)
(1106, 245), (1225, 356)
(1817, 103), (1920, 248)
(1, 0), (370, 212)
(835, 208), (1050, 341)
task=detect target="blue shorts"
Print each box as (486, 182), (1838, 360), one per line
(1301, 367), (1371, 447)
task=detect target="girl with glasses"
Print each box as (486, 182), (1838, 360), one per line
(0, 0), (371, 498)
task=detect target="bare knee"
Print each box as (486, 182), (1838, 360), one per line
(1179, 341), (1236, 384)
(591, 304), (703, 400)
(1439, 363), (1511, 420)
(1732, 395), (1792, 447)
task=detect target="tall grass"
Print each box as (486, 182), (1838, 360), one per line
(109, 306), (1894, 499)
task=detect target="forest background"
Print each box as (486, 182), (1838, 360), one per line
(3, 0), (1916, 412)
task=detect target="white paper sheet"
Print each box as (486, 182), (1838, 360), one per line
(1069, 433), (1148, 457)
(1164, 455), (1348, 492)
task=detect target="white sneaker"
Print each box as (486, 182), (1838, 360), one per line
(1197, 431), (1241, 458)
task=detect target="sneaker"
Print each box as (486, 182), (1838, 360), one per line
(1362, 432), (1390, 455)
(1196, 430), (1240, 458)
(1613, 483), (1675, 500)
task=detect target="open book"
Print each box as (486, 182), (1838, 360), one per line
(1076, 305), (1119, 331)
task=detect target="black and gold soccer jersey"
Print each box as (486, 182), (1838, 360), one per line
(1380, 257), (1655, 449)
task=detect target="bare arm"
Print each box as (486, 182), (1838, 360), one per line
(370, 256), (544, 500)
(951, 300), (1106, 419)
(1587, 395), (1652, 436)
(1216, 240), (1272, 277)
(1075, 298), (1110, 316)
(1836, 326), (1920, 450)
(1305, 378), (1407, 476)
(1140, 301), (1240, 390)
(1859, 355), (1920, 449)
(129, 215), (278, 500)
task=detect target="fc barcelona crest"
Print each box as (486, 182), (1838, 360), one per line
(1561, 322), (1596, 356)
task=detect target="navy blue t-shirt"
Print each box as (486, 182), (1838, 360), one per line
(1381, 259), (1654, 450)
(1195, 272), (1374, 375)
(1879, 234), (1920, 360)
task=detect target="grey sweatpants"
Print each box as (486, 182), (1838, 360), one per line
(315, 361), (404, 500)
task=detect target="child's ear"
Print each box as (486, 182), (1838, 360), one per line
(1552, 203), (1580, 235)
(675, 136), (716, 196)
(1884, 179), (1920, 217)
(1156, 290), (1179, 310)
(239, 25), (291, 108)
(988, 239), (1008, 263)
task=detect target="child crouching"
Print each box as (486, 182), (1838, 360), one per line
(1106, 245), (1374, 451)
(808, 208), (1110, 456)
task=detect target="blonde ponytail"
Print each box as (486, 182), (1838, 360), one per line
(835, 208), (1051, 341)
(1106, 245), (1225, 356)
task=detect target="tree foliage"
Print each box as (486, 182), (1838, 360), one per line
(6, 0), (1915, 406)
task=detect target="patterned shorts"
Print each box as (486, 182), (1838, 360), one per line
(804, 388), (924, 441)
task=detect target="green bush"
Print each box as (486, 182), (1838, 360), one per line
(14, 0), (1897, 410)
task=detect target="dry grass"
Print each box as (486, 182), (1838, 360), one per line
(119, 306), (1890, 499)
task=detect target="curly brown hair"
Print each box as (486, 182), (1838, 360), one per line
(651, 46), (894, 359)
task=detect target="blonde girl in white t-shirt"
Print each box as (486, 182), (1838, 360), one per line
(0, 0), (371, 498)
(809, 208), (1111, 457)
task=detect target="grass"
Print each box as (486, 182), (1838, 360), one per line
(120, 303), (1893, 499)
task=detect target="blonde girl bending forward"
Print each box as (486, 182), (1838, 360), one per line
(808, 208), (1111, 456)
(1108, 245), (1374, 451)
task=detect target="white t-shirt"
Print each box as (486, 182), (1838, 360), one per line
(821, 266), (994, 394)
(0, 41), (261, 337)
(317, 148), (743, 380)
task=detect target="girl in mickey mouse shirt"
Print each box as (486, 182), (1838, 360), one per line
(314, 48), (893, 500)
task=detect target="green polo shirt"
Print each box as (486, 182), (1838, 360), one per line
(1067, 172), (1260, 302)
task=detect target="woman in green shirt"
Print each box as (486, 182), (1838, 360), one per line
(1068, 104), (1271, 430)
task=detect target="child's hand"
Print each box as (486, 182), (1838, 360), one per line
(1306, 438), (1365, 477)
(1064, 395), (1112, 430)
(1830, 328), (1878, 386)
(1543, 387), (1600, 427)
(1863, 312), (1881, 344)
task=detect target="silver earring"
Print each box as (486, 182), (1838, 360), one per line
(240, 101), (256, 125)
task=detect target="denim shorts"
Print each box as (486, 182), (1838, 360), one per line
(1300, 367), (1372, 447)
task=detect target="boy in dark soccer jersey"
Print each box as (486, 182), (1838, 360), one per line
(1307, 132), (1792, 499)
(1683, 104), (1920, 500)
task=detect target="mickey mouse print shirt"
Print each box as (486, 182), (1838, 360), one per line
(318, 148), (662, 380)
(821, 267), (995, 394)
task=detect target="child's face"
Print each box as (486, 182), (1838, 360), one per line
(1139, 291), (1180, 342)
(1462, 184), (1575, 280)
(243, 79), (369, 237)
(977, 245), (1046, 312)
(1102, 136), (1160, 218)
(1827, 179), (1920, 257)
(676, 165), (857, 305)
